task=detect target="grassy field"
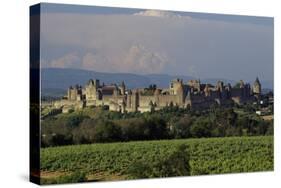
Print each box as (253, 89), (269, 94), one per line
(40, 136), (273, 184)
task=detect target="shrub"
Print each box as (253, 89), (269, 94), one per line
(172, 116), (192, 139)
(126, 144), (190, 178)
(190, 117), (211, 138)
(93, 120), (122, 143)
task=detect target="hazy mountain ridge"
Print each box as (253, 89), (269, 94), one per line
(41, 68), (273, 96)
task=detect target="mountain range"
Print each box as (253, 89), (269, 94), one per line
(41, 68), (273, 97)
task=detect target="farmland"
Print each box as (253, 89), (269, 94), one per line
(40, 136), (273, 184)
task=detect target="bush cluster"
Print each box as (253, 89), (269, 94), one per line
(41, 106), (273, 147)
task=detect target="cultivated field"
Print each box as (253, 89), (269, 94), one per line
(40, 136), (273, 184)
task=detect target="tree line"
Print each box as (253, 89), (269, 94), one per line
(41, 106), (273, 147)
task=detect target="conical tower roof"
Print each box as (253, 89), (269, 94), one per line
(177, 82), (184, 93)
(254, 77), (261, 85)
(88, 79), (95, 85)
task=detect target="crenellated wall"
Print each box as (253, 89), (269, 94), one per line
(53, 78), (258, 114)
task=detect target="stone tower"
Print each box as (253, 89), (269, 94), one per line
(67, 85), (82, 101)
(126, 90), (132, 110)
(239, 80), (245, 88)
(204, 84), (211, 97)
(177, 82), (185, 105)
(85, 79), (99, 101)
(187, 79), (201, 92)
(120, 81), (126, 95)
(154, 88), (161, 106)
(170, 78), (183, 95)
(216, 81), (224, 92)
(131, 90), (139, 112)
(67, 86), (73, 100)
(253, 77), (261, 95)
(113, 85), (119, 97)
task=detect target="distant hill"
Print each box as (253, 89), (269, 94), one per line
(41, 68), (194, 96)
(42, 68), (149, 90)
(41, 68), (273, 96)
(201, 78), (273, 92)
(201, 78), (236, 86)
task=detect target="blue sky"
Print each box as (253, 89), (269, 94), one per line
(40, 3), (273, 26)
(39, 3), (274, 82)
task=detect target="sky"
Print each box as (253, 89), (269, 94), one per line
(39, 3), (274, 82)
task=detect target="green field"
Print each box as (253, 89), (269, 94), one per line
(40, 136), (273, 184)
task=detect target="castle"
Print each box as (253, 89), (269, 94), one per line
(53, 77), (262, 113)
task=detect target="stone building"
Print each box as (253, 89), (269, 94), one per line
(54, 77), (261, 113)
(252, 77), (262, 100)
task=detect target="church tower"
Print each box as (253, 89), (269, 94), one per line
(252, 77), (261, 95)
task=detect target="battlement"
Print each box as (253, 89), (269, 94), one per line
(55, 77), (261, 113)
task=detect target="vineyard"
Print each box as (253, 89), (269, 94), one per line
(40, 136), (273, 184)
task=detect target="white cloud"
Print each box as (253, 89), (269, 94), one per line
(122, 44), (170, 74)
(133, 9), (191, 20)
(82, 52), (113, 72)
(46, 44), (170, 74)
(50, 53), (81, 69)
(40, 12), (273, 80)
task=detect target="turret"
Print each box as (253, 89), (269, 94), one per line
(204, 84), (211, 97)
(170, 78), (183, 95)
(94, 79), (100, 89)
(131, 89), (139, 112)
(177, 82), (185, 104)
(85, 79), (99, 101)
(239, 80), (245, 88)
(253, 77), (261, 95)
(187, 79), (200, 91)
(67, 86), (73, 100)
(88, 79), (99, 89)
(154, 89), (161, 96)
(120, 81), (126, 95)
(216, 81), (224, 92)
(113, 84), (119, 96)
(67, 85), (82, 101)
(126, 90), (132, 109)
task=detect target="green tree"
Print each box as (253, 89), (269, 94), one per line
(173, 116), (192, 139)
(93, 120), (122, 142)
(190, 117), (211, 138)
(127, 144), (190, 178)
